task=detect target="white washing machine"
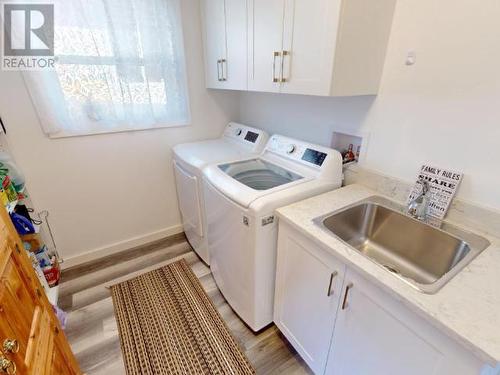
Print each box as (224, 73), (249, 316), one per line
(203, 135), (343, 331)
(173, 122), (268, 265)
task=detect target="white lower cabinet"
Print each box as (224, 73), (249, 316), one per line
(274, 226), (346, 374)
(274, 222), (492, 375)
(325, 269), (485, 375)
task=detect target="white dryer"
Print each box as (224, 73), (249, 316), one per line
(173, 123), (268, 265)
(203, 135), (343, 331)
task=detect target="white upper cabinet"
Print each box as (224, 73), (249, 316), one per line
(247, 0), (286, 92)
(202, 0), (396, 96)
(248, 0), (396, 96)
(202, 0), (226, 88)
(201, 0), (247, 90)
(278, 0), (342, 95)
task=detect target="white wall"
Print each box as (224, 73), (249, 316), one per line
(239, 0), (500, 211)
(0, 0), (239, 263)
(361, 0), (500, 211)
(239, 92), (374, 147)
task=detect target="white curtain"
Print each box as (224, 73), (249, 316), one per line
(24, 0), (190, 138)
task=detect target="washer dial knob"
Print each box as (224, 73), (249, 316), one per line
(286, 144), (296, 154)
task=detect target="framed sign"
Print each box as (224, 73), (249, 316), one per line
(408, 165), (462, 220)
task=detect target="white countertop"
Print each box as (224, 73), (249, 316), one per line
(276, 184), (500, 366)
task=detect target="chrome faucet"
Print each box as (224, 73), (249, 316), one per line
(407, 177), (430, 220)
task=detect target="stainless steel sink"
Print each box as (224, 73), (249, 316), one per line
(314, 196), (490, 293)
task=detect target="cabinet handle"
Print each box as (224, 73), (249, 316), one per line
(220, 59), (227, 81)
(217, 59), (222, 81)
(272, 51), (281, 83)
(2, 339), (19, 354)
(280, 50), (289, 83)
(327, 271), (338, 297)
(341, 283), (353, 310)
(0, 356), (15, 375)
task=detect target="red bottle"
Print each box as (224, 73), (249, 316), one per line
(343, 144), (355, 163)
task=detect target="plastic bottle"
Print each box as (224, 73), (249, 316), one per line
(0, 151), (25, 191)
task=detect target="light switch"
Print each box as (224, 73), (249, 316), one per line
(405, 51), (416, 66)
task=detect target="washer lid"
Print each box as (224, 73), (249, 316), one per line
(218, 159), (303, 191)
(173, 123), (269, 170)
(173, 139), (247, 170)
(203, 157), (313, 208)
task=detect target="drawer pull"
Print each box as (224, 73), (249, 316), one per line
(2, 339), (18, 354)
(272, 51), (281, 82)
(327, 271), (338, 297)
(280, 50), (289, 83)
(220, 59), (227, 81)
(217, 59), (222, 81)
(341, 283), (353, 310)
(0, 356), (16, 374)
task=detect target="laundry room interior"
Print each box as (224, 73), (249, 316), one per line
(0, 0), (499, 374)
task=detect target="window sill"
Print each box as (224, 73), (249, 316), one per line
(46, 119), (192, 139)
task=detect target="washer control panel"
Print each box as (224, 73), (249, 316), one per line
(266, 135), (331, 168)
(302, 148), (327, 166)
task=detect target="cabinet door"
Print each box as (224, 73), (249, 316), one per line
(50, 329), (80, 375)
(325, 270), (483, 375)
(51, 344), (78, 375)
(26, 309), (54, 375)
(223, 0), (247, 89)
(248, 0), (285, 92)
(0, 253), (39, 375)
(0, 255), (69, 375)
(280, 0), (341, 95)
(274, 225), (345, 374)
(0, 206), (81, 374)
(202, 0), (227, 88)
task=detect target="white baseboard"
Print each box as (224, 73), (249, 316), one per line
(61, 225), (184, 270)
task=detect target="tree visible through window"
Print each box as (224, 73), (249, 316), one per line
(24, 0), (190, 137)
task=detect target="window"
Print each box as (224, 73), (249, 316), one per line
(24, 0), (190, 138)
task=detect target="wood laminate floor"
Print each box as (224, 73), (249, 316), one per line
(60, 234), (312, 375)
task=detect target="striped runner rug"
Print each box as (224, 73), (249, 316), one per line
(110, 259), (255, 375)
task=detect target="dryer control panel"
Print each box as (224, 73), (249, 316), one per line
(223, 122), (269, 152)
